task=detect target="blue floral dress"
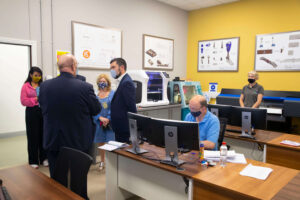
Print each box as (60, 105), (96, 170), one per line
(93, 90), (115, 143)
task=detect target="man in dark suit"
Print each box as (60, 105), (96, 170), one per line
(110, 58), (137, 143)
(39, 54), (100, 177)
(76, 74), (86, 81)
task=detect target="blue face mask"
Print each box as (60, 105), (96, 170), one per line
(98, 82), (108, 89)
(191, 111), (201, 118)
(110, 69), (117, 79)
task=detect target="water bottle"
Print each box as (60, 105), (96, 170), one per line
(220, 142), (227, 167)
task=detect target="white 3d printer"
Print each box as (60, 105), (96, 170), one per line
(127, 70), (170, 107)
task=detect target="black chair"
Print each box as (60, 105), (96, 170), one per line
(218, 117), (228, 149)
(52, 147), (93, 200)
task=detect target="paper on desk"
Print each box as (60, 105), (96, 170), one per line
(280, 140), (300, 147)
(205, 153), (247, 164)
(204, 150), (236, 158)
(107, 141), (128, 148)
(227, 153), (247, 164)
(240, 164), (273, 180)
(98, 144), (119, 151)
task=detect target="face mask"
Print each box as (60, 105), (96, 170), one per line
(191, 111), (201, 118)
(248, 78), (255, 84)
(98, 82), (108, 89)
(110, 69), (119, 79)
(32, 76), (41, 83)
(76, 68), (79, 75)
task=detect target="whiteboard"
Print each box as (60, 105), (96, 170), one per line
(198, 37), (239, 71)
(0, 43), (30, 134)
(72, 21), (122, 69)
(255, 30), (300, 71)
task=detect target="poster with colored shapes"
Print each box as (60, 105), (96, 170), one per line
(198, 37), (239, 71)
(255, 30), (300, 71)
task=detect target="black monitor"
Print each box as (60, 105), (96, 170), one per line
(230, 106), (267, 129)
(148, 118), (199, 151)
(207, 104), (232, 123)
(127, 112), (152, 141)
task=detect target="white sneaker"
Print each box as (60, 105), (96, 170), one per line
(30, 164), (39, 169)
(42, 159), (49, 167)
(99, 162), (105, 170)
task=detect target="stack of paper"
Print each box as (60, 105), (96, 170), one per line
(204, 150), (236, 158)
(98, 141), (129, 151)
(204, 150), (247, 164)
(240, 164), (273, 180)
(280, 140), (300, 147)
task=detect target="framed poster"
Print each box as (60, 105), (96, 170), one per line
(198, 37), (239, 71)
(72, 21), (122, 69)
(143, 34), (174, 70)
(255, 30), (300, 71)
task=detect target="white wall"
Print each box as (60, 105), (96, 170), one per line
(0, 0), (188, 88)
(0, 0), (188, 135)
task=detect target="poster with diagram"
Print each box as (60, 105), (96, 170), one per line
(255, 30), (300, 71)
(72, 21), (122, 69)
(143, 34), (174, 70)
(198, 37), (239, 71)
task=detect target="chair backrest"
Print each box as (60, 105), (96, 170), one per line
(53, 147), (93, 200)
(218, 117), (228, 149)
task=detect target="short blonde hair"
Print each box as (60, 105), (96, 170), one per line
(96, 74), (111, 91)
(248, 71), (259, 80)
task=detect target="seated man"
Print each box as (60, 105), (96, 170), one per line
(184, 95), (220, 150)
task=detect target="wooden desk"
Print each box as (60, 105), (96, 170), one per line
(0, 165), (83, 200)
(225, 125), (300, 170)
(266, 134), (300, 170)
(106, 143), (300, 200)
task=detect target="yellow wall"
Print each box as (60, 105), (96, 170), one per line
(187, 0), (300, 92)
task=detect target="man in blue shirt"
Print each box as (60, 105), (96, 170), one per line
(185, 95), (220, 150)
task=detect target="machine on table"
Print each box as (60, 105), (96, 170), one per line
(168, 81), (203, 120)
(216, 88), (300, 132)
(127, 70), (169, 107)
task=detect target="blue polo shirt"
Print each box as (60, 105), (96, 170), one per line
(184, 111), (220, 150)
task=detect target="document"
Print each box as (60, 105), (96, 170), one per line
(204, 150), (236, 158)
(98, 141), (129, 151)
(280, 140), (300, 147)
(227, 153), (247, 164)
(240, 164), (273, 180)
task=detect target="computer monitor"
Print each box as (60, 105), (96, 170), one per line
(149, 118), (199, 166)
(230, 106), (267, 138)
(207, 104), (232, 123)
(127, 112), (152, 154)
(149, 118), (200, 151)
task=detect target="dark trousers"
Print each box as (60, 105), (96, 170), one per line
(25, 106), (46, 165)
(115, 131), (130, 143)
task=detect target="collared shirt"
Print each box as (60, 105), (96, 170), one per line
(115, 72), (127, 90)
(184, 110), (220, 150)
(242, 83), (264, 107)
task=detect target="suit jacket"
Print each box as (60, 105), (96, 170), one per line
(76, 74), (86, 82)
(111, 73), (137, 134)
(39, 72), (101, 151)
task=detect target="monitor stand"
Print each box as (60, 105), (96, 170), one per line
(160, 126), (185, 167)
(241, 111), (255, 139)
(126, 119), (148, 154)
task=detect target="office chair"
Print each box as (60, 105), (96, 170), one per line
(218, 117), (228, 149)
(52, 147), (93, 200)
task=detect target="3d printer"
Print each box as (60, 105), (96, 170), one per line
(127, 70), (170, 107)
(168, 81), (203, 119)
